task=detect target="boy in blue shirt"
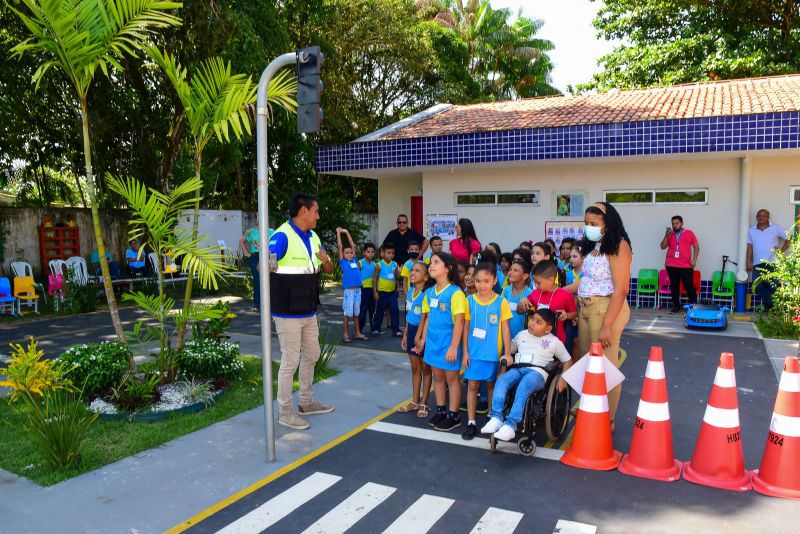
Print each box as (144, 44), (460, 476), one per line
(337, 228), (367, 342)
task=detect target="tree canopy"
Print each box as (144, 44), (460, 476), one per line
(585, 0), (800, 90)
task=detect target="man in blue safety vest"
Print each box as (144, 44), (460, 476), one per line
(269, 192), (334, 430)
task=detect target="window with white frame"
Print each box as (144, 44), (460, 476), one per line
(455, 191), (539, 206)
(604, 189), (708, 205)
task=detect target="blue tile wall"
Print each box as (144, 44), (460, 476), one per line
(316, 111), (800, 172)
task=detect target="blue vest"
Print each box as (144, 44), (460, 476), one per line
(406, 287), (425, 326)
(359, 258), (375, 288)
(503, 285), (533, 338)
(467, 294), (505, 361)
(376, 260), (398, 291)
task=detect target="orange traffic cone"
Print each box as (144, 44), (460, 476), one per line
(752, 356), (800, 499)
(561, 342), (621, 470)
(682, 352), (753, 492)
(619, 346), (682, 482)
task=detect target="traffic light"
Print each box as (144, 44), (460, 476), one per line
(296, 46), (324, 133)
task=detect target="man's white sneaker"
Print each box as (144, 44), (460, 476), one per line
(480, 417), (503, 434)
(493, 425), (516, 441)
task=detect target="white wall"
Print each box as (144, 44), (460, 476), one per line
(751, 155), (800, 232)
(377, 174), (422, 243)
(421, 158), (746, 277)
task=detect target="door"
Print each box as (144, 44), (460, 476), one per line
(410, 196), (423, 235)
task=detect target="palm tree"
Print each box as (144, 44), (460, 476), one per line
(8, 0), (182, 350)
(146, 47), (297, 346)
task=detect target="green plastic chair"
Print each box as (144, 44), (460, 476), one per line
(636, 268), (659, 308)
(712, 271), (735, 309)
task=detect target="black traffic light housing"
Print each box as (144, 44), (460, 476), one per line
(296, 46), (324, 133)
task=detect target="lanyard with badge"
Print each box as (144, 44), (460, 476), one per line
(673, 229), (682, 259)
(537, 290), (555, 310)
(472, 298), (491, 340)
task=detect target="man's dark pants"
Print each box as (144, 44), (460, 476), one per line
(754, 263), (777, 310)
(666, 266), (696, 309)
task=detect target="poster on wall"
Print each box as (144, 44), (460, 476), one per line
(552, 190), (588, 218)
(544, 221), (585, 250)
(427, 214), (458, 241)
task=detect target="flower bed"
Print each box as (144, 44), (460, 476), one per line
(89, 381), (225, 421)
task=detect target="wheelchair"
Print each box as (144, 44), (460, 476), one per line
(489, 358), (573, 456)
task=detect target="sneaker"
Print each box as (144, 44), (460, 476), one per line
(278, 411), (310, 430)
(481, 417), (503, 434)
(494, 424), (516, 441)
(299, 400), (334, 415)
(462, 423), (477, 440)
(476, 400), (489, 414)
(371, 331), (380, 336)
(435, 414), (462, 432)
(429, 412), (445, 427)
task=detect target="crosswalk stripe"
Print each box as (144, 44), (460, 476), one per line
(382, 494), (454, 534)
(216, 472), (341, 534)
(553, 519), (597, 534)
(368, 421), (564, 461)
(469, 507), (524, 533)
(301, 482), (396, 534)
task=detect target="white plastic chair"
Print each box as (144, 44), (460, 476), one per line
(11, 261), (33, 278)
(49, 259), (67, 277)
(65, 256), (89, 286)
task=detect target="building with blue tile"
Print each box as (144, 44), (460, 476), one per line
(317, 76), (800, 308)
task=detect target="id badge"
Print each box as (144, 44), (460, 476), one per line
(537, 303), (550, 310)
(674, 251), (680, 259)
(472, 327), (487, 340)
(430, 298), (440, 307)
(350, 262), (358, 268)
(406, 300), (413, 310)
(387, 273), (395, 280)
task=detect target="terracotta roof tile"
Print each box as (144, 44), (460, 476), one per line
(381, 75), (800, 140)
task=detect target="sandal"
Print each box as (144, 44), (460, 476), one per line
(397, 401), (419, 413)
(343, 337), (352, 343)
(355, 334), (369, 340)
(416, 405), (430, 418)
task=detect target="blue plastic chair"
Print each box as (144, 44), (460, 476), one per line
(0, 277), (17, 314)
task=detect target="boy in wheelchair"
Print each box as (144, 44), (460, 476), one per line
(481, 308), (573, 441)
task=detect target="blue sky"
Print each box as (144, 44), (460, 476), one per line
(492, 0), (620, 92)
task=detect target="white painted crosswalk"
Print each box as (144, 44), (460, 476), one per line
(214, 471), (529, 533)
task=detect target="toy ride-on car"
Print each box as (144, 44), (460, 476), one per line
(684, 303), (730, 331)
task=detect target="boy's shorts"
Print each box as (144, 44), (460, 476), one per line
(464, 359), (499, 382)
(343, 287), (361, 317)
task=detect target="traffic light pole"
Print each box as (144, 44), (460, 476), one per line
(256, 52), (296, 463)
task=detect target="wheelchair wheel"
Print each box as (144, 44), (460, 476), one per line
(517, 436), (536, 457)
(545, 373), (572, 441)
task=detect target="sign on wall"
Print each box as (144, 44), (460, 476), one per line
(552, 190), (588, 217)
(427, 214), (458, 241)
(544, 221), (585, 250)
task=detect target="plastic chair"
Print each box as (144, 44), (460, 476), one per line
(13, 276), (39, 314)
(49, 259), (67, 277)
(11, 261), (33, 278)
(679, 271), (702, 303)
(656, 269), (671, 309)
(712, 271), (735, 308)
(66, 256), (89, 286)
(636, 268), (659, 308)
(0, 277), (17, 314)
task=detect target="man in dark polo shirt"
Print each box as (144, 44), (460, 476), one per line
(383, 214), (429, 265)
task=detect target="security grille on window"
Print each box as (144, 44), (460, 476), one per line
(604, 189), (708, 205)
(456, 191), (540, 206)
(790, 186), (800, 204)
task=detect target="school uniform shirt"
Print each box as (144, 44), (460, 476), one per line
(359, 258), (375, 289)
(339, 258), (362, 289)
(511, 331), (571, 381)
(502, 285), (533, 338)
(376, 260), (398, 292)
(400, 259), (415, 286)
(565, 267), (582, 286)
(464, 294), (512, 360)
(494, 268), (506, 293)
(526, 288), (576, 342)
(421, 284), (467, 370)
(406, 287), (426, 326)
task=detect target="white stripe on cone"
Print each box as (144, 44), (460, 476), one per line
(769, 413), (800, 437)
(580, 394), (609, 413)
(713, 368), (736, 388)
(636, 399), (670, 422)
(703, 404), (740, 428)
(587, 356), (604, 373)
(779, 372), (800, 393)
(644, 360), (665, 380)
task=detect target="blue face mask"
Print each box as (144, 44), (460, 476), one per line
(408, 251), (419, 259)
(584, 225), (605, 242)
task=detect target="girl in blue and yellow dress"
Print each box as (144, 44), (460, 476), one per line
(461, 262), (513, 440)
(413, 252), (466, 432)
(398, 261), (434, 418)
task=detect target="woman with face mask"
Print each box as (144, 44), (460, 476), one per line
(574, 201), (632, 432)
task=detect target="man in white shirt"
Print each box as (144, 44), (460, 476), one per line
(746, 209), (789, 310)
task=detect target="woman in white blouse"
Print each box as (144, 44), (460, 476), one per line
(575, 202), (632, 431)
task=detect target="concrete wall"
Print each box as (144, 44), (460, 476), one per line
(418, 156), (779, 276)
(377, 174), (423, 243)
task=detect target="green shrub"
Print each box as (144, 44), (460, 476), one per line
(316, 329), (338, 374)
(22, 389), (97, 469)
(110, 372), (161, 412)
(55, 341), (131, 399)
(176, 338), (243, 381)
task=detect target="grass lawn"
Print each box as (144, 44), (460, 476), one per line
(0, 356), (339, 486)
(754, 311), (800, 341)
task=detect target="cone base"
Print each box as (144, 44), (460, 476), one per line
(560, 449), (622, 471)
(619, 454), (682, 482)
(752, 473), (800, 500)
(682, 461), (753, 492)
